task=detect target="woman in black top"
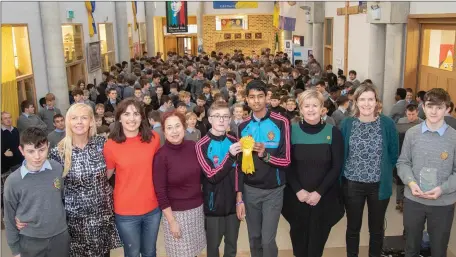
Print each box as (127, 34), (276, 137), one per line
(282, 89), (344, 257)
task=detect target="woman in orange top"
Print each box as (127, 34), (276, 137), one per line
(103, 98), (161, 257)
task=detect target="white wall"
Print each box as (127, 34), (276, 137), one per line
(410, 2), (456, 14)
(347, 14), (370, 81)
(293, 7), (310, 41)
(1, 2), (49, 99)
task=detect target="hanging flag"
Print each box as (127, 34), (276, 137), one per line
(278, 1), (297, 31)
(85, 1), (97, 37)
(275, 32), (279, 52)
(166, 1), (188, 33)
(273, 1), (280, 29)
(132, 1), (139, 30)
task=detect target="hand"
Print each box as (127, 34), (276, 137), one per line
(422, 186), (442, 200)
(408, 182), (424, 197)
(296, 189), (309, 203)
(15, 217), (27, 230)
(4, 149), (13, 157)
(253, 143), (265, 158)
(169, 219), (181, 239)
(236, 202), (246, 221)
(306, 192), (321, 206)
(14, 255), (20, 257)
(229, 142), (242, 156)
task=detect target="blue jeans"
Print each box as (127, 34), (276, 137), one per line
(115, 208), (162, 257)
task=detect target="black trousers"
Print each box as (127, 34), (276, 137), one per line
(403, 198), (455, 257)
(343, 179), (389, 257)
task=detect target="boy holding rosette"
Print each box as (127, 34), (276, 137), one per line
(237, 80), (291, 257)
(195, 101), (244, 257)
(397, 88), (456, 257)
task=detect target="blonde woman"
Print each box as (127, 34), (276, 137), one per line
(282, 90), (344, 257)
(49, 103), (121, 257)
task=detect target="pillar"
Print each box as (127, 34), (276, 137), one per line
(367, 24), (386, 98)
(312, 23), (324, 65)
(145, 2), (156, 56)
(383, 24), (405, 115)
(196, 2), (204, 53)
(305, 23), (313, 48)
(39, 2), (69, 112)
(115, 2), (130, 62)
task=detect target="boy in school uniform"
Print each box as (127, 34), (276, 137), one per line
(3, 127), (69, 257)
(397, 88), (456, 257)
(195, 101), (243, 257)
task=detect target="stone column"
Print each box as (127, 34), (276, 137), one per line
(196, 2), (204, 53)
(145, 2), (156, 56)
(367, 24), (386, 98)
(383, 24), (405, 115)
(305, 23), (313, 48)
(39, 2), (70, 112)
(115, 2), (130, 62)
(312, 22), (324, 65)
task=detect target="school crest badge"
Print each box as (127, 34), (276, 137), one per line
(267, 131), (275, 141)
(53, 177), (61, 190)
(213, 155), (219, 166)
(441, 151), (449, 160)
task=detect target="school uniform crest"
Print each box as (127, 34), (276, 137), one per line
(441, 151), (449, 160)
(267, 131), (275, 141)
(213, 155), (219, 166)
(53, 177), (61, 190)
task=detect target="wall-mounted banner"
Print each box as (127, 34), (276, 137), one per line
(166, 1), (188, 33)
(213, 1), (258, 9)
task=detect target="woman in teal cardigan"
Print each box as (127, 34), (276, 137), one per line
(340, 83), (399, 257)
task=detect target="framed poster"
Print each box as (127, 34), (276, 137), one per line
(221, 18), (244, 30)
(87, 41), (101, 72)
(293, 35), (304, 46)
(166, 1), (188, 33)
(245, 33), (252, 39)
(255, 32), (262, 39)
(235, 33), (242, 39)
(224, 33), (232, 40)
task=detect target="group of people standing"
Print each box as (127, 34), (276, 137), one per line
(2, 51), (456, 257)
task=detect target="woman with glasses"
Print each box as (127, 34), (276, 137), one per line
(153, 110), (206, 257)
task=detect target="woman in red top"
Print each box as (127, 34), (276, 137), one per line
(103, 98), (161, 257)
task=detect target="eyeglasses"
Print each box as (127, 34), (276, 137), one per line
(210, 115), (231, 121)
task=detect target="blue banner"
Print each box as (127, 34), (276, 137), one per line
(213, 1), (258, 9)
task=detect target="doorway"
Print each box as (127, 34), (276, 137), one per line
(404, 14), (456, 116)
(163, 35), (197, 57)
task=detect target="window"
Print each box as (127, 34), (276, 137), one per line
(62, 24), (86, 89)
(98, 23), (116, 72)
(139, 22), (147, 56)
(324, 18), (333, 68)
(421, 28), (455, 71)
(1, 25), (36, 111)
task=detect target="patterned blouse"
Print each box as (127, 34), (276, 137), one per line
(49, 136), (121, 257)
(344, 118), (383, 183)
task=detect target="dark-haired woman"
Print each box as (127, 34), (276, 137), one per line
(103, 98), (162, 257)
(153, 110), (206, 257)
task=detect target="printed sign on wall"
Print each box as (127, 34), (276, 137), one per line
(166, 1), (188, 33)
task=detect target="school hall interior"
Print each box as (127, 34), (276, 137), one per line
(1, 1), (456, 257)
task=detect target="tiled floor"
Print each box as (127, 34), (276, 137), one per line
(2, 188), (456, 257)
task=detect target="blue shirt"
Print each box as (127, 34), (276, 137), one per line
(421, 121), (448, 136)
(153, 123), (162, 129)
(22, 113), (29, 118)
(20, 160), (52, 179)
(55, 129), (64, 133)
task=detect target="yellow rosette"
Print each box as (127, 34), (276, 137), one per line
(240, 136), (255, 174)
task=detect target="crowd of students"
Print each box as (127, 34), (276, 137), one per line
(1, 48), (456, 257)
